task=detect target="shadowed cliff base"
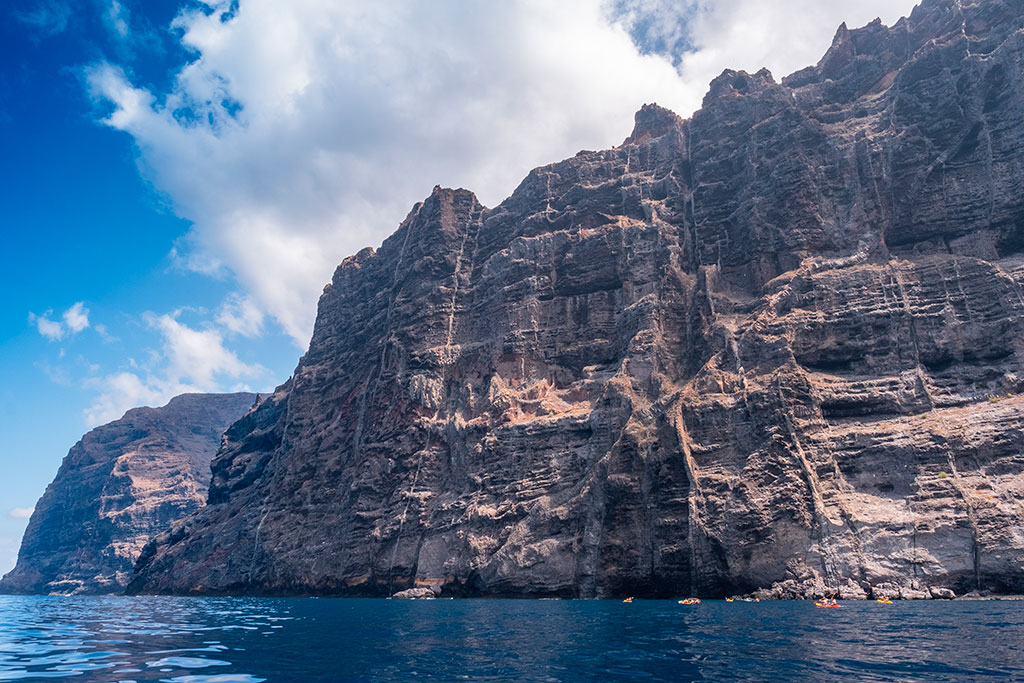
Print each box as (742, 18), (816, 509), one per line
(129, 0), (1024, 600)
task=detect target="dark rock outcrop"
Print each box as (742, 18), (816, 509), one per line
(130, 0), (1024, 599)
(0, 393), (257, 594)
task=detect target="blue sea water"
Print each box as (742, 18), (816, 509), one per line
(0, 596), (1021, 682)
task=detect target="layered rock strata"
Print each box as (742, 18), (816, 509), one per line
(131, 0), (1024, 599)
(0, 393), (256, 594)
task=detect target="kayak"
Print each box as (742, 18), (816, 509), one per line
(877, 598), (893, 604)
(678, 598), (700, 605)
(814, 601), (842, 608)
(622, 597), (634, 603)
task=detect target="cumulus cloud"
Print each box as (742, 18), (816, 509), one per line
(87, 0), (918, 347)
(217, 293), (265, 337)
(28, 311), (64, 341)
(84, 371), (169, 426)
(86, 0), (690, 344)
(84, 312), (264, 425)
(8, 507), (34, 519)
(28, 302), (90, 341)
(145, 312), (260, 386)
(63, 302), (90, 333)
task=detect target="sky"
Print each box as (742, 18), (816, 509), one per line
(0, 0), (921, 574)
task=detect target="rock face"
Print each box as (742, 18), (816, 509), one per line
(130, 0), (1024, 599)
(391, 586), (441, 599)
(0, 393), (256, 595)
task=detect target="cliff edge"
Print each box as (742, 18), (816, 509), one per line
(131, 0), (1024, 599)
(0, 392), (257, 594)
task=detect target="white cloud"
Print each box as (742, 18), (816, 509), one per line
(622, 0), (919, 103)
(146, 312), (261, 387)
(63, 302), (90, 333)
(87, 0), (919, 348)
(8, 507), (34, 520)
(84, 371), (170, 426)
(104, 0), (129, 39)
(217, 293), (265, 337)
(86, 0), (690, 345)
(29, 302), (91, 341)
(84, 312), (264, 426)
(28, 311), (64, 341)
(94, 323), (117, 342)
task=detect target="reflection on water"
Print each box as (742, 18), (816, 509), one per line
(0, 595), (1021, 681)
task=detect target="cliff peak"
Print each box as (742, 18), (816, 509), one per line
(703, 68), (777, 106)
(0, 392), (257, 595)
(622, 103), (684, 145)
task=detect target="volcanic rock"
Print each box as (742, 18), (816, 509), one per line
(391, 585), (441, 599)
(129, 0), (1024, 599)
(0, 393), (257, 595)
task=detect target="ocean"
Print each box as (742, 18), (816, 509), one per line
(0, 595), (1021, 681)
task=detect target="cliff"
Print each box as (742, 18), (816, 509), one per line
(0, 393), (257, 594)
(130, 0), (1024, 599)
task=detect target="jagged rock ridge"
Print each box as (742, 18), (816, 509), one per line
(131, 0), (1024, 599)
(0, 393), (257, 595)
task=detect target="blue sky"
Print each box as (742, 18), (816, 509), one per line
(0, 0), (298, 571)
(0, 0), (919, 574)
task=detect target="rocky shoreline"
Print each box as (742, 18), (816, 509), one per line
(388, 590), (1021, 601)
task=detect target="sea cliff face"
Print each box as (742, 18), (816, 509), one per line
(130, 0), (1024, 599)
(0, 393), (256, 595)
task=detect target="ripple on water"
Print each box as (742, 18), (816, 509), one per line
(0, 672), (78, 680)
(0, 597), (1022, 681)
(159, 676), (267, 683)
(147, 657), (231, 669)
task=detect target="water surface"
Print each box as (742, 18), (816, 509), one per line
(0, 596), (1021, 681)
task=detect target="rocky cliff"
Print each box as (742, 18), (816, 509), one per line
(129, 0), (1024, 599)
(0, 393), (256, 594)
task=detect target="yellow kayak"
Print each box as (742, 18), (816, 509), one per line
(877, 598), (893, 604)
(622, 597), (634, 603)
